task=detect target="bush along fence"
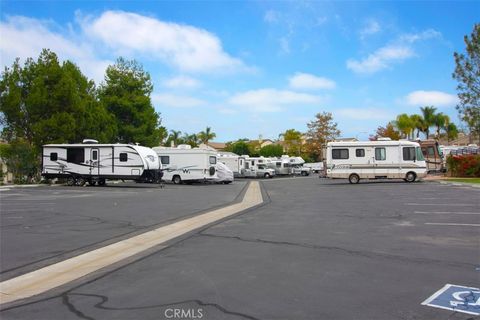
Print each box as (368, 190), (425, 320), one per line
(446, 154), (480, 177)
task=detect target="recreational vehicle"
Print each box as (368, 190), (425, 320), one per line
(303, 162), (324, 173)
(326, 140), (427, 184)
(153, 145), (218, 184)
(269, 156), (292, 175)
(218, 154), (247, 178)
(419, 140), (445, 173)
(42, 140), (162, 186)
(243, 157), (276, 178)
(214, 162), (234, 184)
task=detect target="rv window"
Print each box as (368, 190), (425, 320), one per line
(160, 156), (170, 165)
(50, 153), (58, 161)
(416, 147), (425, 161)
(427, 146), (435, 156)
(92, 150), (98, 160)
(403, 147), (416, 161)
(67, 148), (85, 164)
(209, 156), (217, 165)
(276, 162), (281, 168)
(355, 149), (365, 157)
(375, 148), (386, 161)
(332, 149), (349, 159)
(119, 153), (128, 162)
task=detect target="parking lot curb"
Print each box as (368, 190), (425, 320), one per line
(426, 180), (480, 188)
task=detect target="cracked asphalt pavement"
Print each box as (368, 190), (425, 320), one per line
(1, 177), (479, 319)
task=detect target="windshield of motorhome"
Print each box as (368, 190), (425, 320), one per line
(1, 2), (479, 320)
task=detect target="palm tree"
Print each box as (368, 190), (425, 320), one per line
(433, 113), (448, 138)
(198, 126), (216, 144)
(420, 106), (437, 139)
(169, 130), (182, 146)
(395, 114), (414, 139)
(409, 114), (424, 139)
(446, 122), (459, 143)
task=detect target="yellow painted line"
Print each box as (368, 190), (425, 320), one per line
(0, 182), (262, 305)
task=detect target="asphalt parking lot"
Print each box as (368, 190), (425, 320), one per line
(1, 177), (479, 319)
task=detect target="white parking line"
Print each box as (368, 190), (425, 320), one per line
(405, 203), (477, 206)
(0, 181), (263, 305)
(425, 223), (480, 227)
(414, 211), (480, 215)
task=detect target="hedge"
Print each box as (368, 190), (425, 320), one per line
(446, 154), (480, 177)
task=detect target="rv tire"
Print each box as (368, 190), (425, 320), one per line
(76, 177), (86, 186)
(405, 172), (416, 183)
(301, 171), (308, 176)
(66, 176), (76, 186)
(264, 173), (271, 179)
(87, 179), (96, 186)
(98, 178), (106, 186)
(172, 175), (182, 184)
(349, 174), (360, 184)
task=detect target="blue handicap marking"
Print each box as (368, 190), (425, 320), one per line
(422, 284), (480, 315)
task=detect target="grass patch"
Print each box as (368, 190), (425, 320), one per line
(445, 178), (480, 184)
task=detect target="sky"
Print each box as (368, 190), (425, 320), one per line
(1, 1), (479, 142)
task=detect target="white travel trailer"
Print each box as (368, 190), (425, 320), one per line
(326, 140), (427, 184)
(218, 154), (247, 178)
(153, 145), (218, 184)
(42, 140), (162, 186)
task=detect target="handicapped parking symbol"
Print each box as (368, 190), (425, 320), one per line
(450, 290), (480, 308)
(422, 284), (480, 315)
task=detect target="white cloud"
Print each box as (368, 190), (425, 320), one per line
(81, 10), (246, 73)
(289, 72), (336, 90)
(229, 89), (322, 112)
(279, 37), (290, 54)
(347, 29), (442, 74)
(360, 19), (380, 39)
(336, 108), (394, 120)
(162, 75), (201, 89)
(405, 90), (458, 107)
(152, 93), (207, 108)
(0, 15), (111, 83)
(399, 29), (442, 43)
(347, 45), (414, 74)
(264, 10), (280, 23)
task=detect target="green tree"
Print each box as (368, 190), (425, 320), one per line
(259, 144), (283, 157)
(304, 112), (341, 160)
(420, 106), (437, 139)
(0, 139), (38, 183)
(445, 122), (459, 143)
(453, 23), (480, 142)
(395, 113), (414, 139)
(0, 49), (115, 149)
(409, 114), (425, 139)
(226, 140), (251, 156)
(99, 57), (162, 147)
(198, 126), (216, 144)
(281, 129), (303, 156)
(433, 113), (449, 138)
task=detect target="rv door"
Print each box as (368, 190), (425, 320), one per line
(90, 148), (100, 176)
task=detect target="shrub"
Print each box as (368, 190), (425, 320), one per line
(446, 154), (480, 177)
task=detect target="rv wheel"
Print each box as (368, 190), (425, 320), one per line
(98, 179), (106, 186)
(87, 179), (96, 186)
(66, 176), (76, 186)
(405, 172), (416, 183)
(76, 177), (86, 186)
(172, 175), (182, 184)
(348, 174), (360, 184)
(264, 173), (271, 179)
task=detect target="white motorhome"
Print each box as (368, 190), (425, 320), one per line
(243, 157), (275, 178)
(326, 140), (427, 184)
(153, 145), (218, 184)
(42, 140), (162, 186)
(269, 156), (292, 175)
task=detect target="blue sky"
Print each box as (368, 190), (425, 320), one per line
(1, 1), (479, 142)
